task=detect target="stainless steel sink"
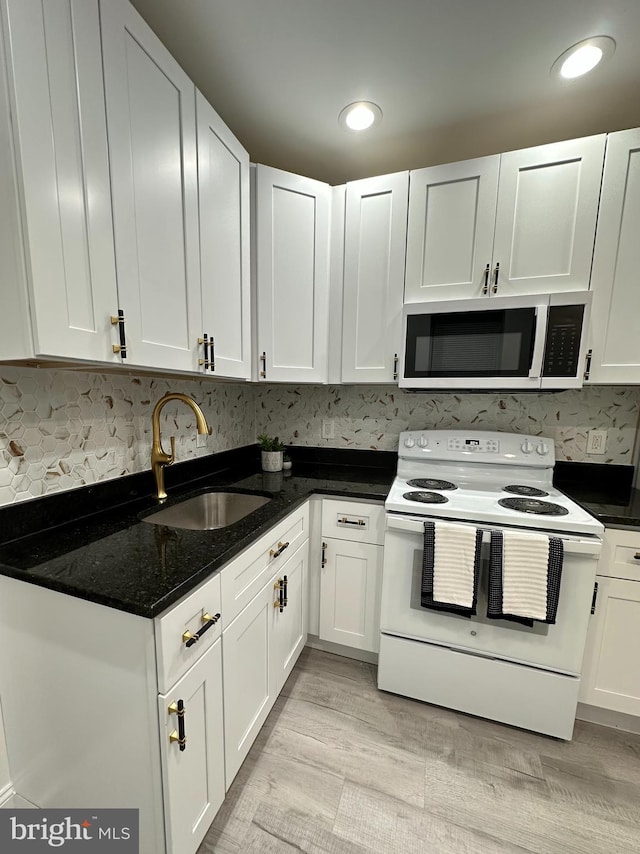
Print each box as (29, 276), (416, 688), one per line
(141, 492), (271, 531)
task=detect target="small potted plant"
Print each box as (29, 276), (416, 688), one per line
(258, 433), (285, 472)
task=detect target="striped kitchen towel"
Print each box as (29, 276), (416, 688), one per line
(488, 529), (563, 624)
(421, 520), (482, 617)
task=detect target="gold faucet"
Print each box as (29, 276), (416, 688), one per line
(151, 393), (211, 501)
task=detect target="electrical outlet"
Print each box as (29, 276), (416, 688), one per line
(196, 432), (208, 449)
(321, 419), (335, 440)
(586, 429), (607, 455)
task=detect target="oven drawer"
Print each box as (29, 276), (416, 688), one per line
(599, 528), (640, 581)
(321, 499), (384, 545)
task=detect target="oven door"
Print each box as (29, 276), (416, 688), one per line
(380, 514), (601, 675)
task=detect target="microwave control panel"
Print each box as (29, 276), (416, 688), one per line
(542, 304), (585, 377)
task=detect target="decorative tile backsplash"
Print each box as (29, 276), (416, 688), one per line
(1, 366), (639, 507)
(256, 384), (640, 465)
(0, 366), (256, 506)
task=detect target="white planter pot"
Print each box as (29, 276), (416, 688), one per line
(261, 450), (283, 472)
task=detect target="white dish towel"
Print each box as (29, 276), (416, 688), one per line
(429, 520), (480, 609)
(500, 530), (558, 621)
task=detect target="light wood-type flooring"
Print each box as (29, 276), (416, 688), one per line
(198, 647), (640, 853)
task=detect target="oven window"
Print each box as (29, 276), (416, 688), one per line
(405, 307), (536, 377)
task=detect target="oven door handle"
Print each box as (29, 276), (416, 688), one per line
(528, 304), (548, 378)
(384, 514), (601, 556)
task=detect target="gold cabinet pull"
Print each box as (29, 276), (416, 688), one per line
(181, 612), (221, 647)
(110, 309), (127, 358)
(274, 578), (284, 611)
(270, 541), (289, 559)
(168, 699), (186, 751)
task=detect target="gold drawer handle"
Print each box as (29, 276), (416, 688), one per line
(270, 541), (289, 559)
(181, 612), (220, 647)
(634, 553), (640, 560)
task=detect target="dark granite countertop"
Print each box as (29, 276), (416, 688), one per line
(554, 461), (640, 530)
(561, 487), (640, 530)
(0, 449), (394, 619)
(0, 446), (636, 620)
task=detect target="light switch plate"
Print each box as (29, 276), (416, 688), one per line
(196, 432), (208, 449)
(586, 429), (607, 454)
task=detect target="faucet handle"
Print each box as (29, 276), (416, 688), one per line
(169, 436), (176, 464)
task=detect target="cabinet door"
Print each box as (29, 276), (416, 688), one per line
(158, 639), (225, 854)
(197, 91), (251, 379)
(222, 582), (275, 787)
(405, 156), (499, 302)
(319, 538), (383, 653)
(100, 0), (201, 371)
(342, 172), (408, 382)
(272, 540), (308, 694)
(579, 577), (640, 716)
(255, 165), (330, 382)
(3, 0), (119, 362)
(492, 136), (606, 297)
(586, 129), (640, 384)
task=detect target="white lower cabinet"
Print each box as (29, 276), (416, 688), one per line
(318, 499), (385, 654)
(319, 539), (383, 652)
(0, 503), (312, 854)
(158, 640), (225, 854)
(222, 538), (308, 786)
(579, 528), (640, 717)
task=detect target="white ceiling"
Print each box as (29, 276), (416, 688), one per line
(129, 0), (640, 184)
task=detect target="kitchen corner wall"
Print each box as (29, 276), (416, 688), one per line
(0, 366), (257, 507)
(255, 384), (640, 465)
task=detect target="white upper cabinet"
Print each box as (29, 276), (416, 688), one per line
(341, 172), (409, 383)
(254, 165), (330, 383)
(100, 0), (201, 372)
(405, 156), (499, 302)
(586, 129), (640, 384)
(0, 0), (120, 363)
(196, 91), (251, 379)
(493, 136), (606, 297)
(405, 136), (606, 302)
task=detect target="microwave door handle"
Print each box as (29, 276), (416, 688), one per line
(528, 304), (548, 378)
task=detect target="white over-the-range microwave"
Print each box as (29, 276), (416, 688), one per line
(399, 292), (591, 391)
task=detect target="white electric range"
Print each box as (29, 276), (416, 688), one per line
(378, 429), (604, 740)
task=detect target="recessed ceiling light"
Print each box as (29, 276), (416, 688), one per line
(551, 36), (616, 80)
(338, 101), (382, 132)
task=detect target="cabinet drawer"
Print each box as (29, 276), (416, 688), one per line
(155, 573), (222, 694)
(321, 499), (385, 545)
(600, 529), (640, 581)
(221, 502), (309, 626)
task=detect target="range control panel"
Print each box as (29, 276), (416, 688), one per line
(446, 436), (499, 453)
(398, 430), (555, 466)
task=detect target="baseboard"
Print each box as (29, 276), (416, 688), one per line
(576, 702), (640, 735)
(0, 782), (13, 808)
(305, 635), (379, 665)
